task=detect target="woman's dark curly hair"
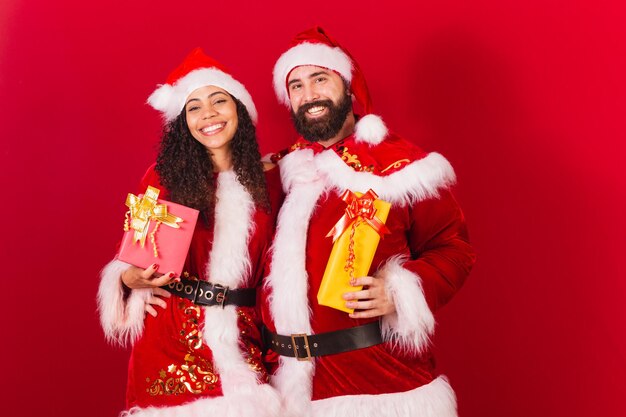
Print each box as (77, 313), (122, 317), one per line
(155, 96), (269, 214)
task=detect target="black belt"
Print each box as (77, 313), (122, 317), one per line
(262, 321), (382, 361)
(162, 278), (256, 308)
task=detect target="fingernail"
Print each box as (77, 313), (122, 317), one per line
(152, 264), (159, 269)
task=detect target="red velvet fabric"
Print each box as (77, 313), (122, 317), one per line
(261, 132), (475, 400)
(124, 164), (283, 409)
(163, 48), (231, 85)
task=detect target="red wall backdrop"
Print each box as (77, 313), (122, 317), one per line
(1, 1), (624, 416)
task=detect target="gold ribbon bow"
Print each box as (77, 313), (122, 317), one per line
(123, 186), (183, 257)
(326, 189), (391, 242)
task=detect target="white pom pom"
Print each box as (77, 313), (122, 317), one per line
(354, 114), (388, 146)
(147, 84), (174, 114)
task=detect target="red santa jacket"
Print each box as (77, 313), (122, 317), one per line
(98, 165), (283, 417)
(260, 132), (475, 417)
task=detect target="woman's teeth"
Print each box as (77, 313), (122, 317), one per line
(201, 123), (224, 133)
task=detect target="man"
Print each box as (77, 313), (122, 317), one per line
(260, 27), (475, 417)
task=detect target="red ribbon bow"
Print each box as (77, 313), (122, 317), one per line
(326, 189), (391, 242)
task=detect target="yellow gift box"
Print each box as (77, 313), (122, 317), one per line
(317, 189), (391, 313)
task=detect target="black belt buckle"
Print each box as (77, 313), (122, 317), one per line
(290, 333), (312, 361)
(214, 284), (228, 308)
(191, 280), (202, 304)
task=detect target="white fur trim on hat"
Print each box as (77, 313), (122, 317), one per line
(376, 256), (435, 354)
(354, 114), (388, 146)
(97, 259), (152, 347)
(273, 42), (353, 106)
(147, 68), (258, 124)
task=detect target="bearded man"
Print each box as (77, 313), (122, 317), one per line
(260, 27), (476, 417)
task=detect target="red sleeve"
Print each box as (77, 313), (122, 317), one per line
(404, 188), (476, 311)
(264, 164), (285, 214)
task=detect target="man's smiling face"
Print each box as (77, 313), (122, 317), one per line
(287, 65), (352, 142)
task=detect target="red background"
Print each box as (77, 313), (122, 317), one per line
(1, 1), (624, 416)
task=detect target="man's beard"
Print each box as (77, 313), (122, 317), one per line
(290, 94), (352, 143)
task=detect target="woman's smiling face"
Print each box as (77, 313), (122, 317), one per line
(185, 85), (238, 154)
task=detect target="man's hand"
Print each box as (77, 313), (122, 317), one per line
(342, 275), (396, 319)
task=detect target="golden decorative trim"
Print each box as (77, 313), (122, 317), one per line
(337, 145), (374, 173)
(381, 159), (411, 173)
(146, 299), (219, 396)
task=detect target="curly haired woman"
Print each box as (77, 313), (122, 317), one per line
(97, 48), (282, 417)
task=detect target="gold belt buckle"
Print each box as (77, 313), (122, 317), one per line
(214, 284), (228, 308)
(290, 333), (312, 361)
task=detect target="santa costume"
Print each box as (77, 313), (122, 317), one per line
(260, 27), (476, 417)
(98, 48), (282, 417)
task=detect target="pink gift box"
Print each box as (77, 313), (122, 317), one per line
(117, 188), (199, 276)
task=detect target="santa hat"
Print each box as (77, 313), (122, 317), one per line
(273, 26), (388, 145)
(148, 48), (258, 124)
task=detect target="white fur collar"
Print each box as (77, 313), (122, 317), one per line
(280, 148), (456, 206)
(206, 170), (255, 288)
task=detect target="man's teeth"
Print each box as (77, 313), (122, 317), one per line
(307, 106), (326, 114)
(201, 123), (224, 133)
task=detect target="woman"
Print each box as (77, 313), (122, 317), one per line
(97, 48), (282, 417)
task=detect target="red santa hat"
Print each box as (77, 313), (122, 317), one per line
(273, 26), (388, 145)
(148, 48), (258, 124)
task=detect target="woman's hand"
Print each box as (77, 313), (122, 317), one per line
(121, 264), (177, 318)
(121, 263), (178, 289)
(145, 287), (172, 317)
(342, 275), (396, 319)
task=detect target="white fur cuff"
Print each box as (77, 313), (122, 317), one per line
(97, 259), (152, 346)
(376, 256), (435, 354)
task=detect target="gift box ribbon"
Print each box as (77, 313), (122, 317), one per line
(326, 189), (391, 242)
(124, 186), (183, 257)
